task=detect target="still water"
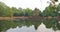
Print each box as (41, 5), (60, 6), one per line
(0, 18), (60, 32)
(6, 23), (60, 32)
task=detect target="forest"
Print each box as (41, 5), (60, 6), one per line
(0, 2), (60, 17)
(0, 0), (60, 32)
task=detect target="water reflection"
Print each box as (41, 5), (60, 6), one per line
(6, 23), (60, 32)
(0, 18), (60, 32)
(6, 25), (36, 32)
(37, 23), (60, 32)
(37, 23), (54, 32)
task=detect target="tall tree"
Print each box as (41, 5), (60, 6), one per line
(56, 3), (60, 16)
(0, 2), (9, 16)
(43, 5), (57, 17)
(24, 8), (33, 16)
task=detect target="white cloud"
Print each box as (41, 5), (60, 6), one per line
(0, 0), (51, 11)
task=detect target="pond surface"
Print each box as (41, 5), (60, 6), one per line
(6, 25), (36, 32)
(6, 23), (60, 32)
(0, 18), (60, 32)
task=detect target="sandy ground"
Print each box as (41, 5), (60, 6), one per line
(0, 16), (29, 20)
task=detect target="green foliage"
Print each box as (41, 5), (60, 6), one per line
(0, 2), (60, 17)
(0, 2), (60, 32)
(56, 3), (60, 16)
(42, 5), (58, 17)
(43, 18), (60, 30)
(24, 8), (33, 16)
(0, 2), (34, 16)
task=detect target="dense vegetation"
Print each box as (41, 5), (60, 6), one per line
(0, 1), (60, 32)
(0, 2), (60, 17)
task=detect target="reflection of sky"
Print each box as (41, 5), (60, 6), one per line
(37, 23), (54, 32)
(0, 0), (50, 11)
(37, 23), (60, 32)
(6, 23), (60, 32)
(6, 25), (36, 32)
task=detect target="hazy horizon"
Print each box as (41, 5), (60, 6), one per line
(0, 0), (60, 11)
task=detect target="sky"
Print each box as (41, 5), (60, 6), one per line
(0, 0), (60, 11)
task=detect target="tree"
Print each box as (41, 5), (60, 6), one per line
(50, 0), (58, 5)
(43, 5), (57, 17)
(38, 9), (42, 16)
(17, 8), (24, 16)
(56, 3), (60, 16)
(24, 8), (33, 16)
(0, 2), (9, 16)
(11, 7), (18, 16)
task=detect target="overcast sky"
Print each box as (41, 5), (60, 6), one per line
(0, 0), (60, 11)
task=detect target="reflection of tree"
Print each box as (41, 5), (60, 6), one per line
(0, 18), (60, 32)
(43, 18), (60, 31)
(0, 0), (60, 32)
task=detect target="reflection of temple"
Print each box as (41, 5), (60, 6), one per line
(33, 8), (39, 16)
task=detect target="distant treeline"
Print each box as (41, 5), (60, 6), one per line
(0, 2), (60, 17)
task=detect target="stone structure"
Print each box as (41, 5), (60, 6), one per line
(33, 8), (39, 16)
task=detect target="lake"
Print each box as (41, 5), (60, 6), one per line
(0, 18), (60, 32)
(6, 23), (60, 32)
